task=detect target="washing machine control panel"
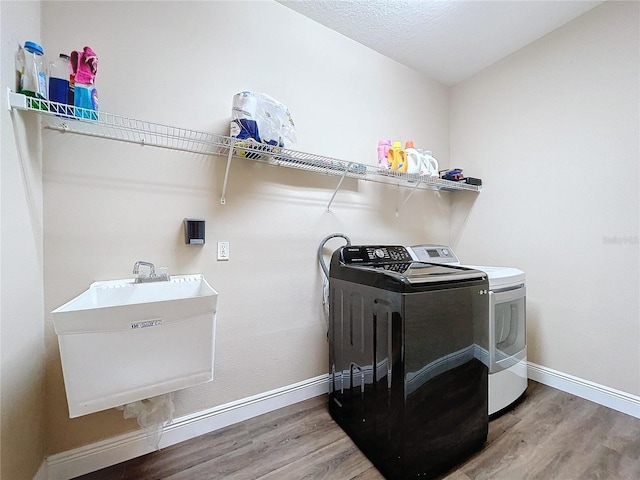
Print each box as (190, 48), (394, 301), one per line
(341, 245), (413, 264)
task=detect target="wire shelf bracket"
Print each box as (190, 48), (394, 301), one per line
(220, 147), (234, 205)
(395, 179), (424, 217)
(326, 162), (355, 212)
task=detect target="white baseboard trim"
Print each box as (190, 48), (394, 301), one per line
(33, 462), (48, 480)
(44, 374), (330, 480)
(527, 362), (640, 419)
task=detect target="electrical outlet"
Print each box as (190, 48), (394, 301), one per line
(217, 241), (230, 261)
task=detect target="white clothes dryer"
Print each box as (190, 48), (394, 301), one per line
(409, 245), (527, 417)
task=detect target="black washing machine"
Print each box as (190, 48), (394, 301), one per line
(329, 245), (490, 479)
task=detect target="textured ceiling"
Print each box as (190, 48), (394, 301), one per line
(277, 0), (605, 85)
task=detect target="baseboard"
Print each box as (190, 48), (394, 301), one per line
(527, 362), (640, 419)
(33, 462), (48, 480)
(44, 374), (330, 480)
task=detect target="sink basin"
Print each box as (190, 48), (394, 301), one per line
(52, 274), (218, 418)
(53, 274), (217, 332)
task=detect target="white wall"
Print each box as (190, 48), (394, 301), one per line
(0, 1), (47, 479)
(450, 1), (639, 395)
(40, 1), (452, 454)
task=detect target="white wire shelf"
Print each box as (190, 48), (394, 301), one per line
(8, 90), (481, 209)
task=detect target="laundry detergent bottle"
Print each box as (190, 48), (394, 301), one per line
(377, 140), (391, 169)
(388, 141), (407, 172)
(49, 54), (73, 115)
(405, 148), (423, 174)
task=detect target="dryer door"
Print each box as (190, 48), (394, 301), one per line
(489, 286), (526, 373)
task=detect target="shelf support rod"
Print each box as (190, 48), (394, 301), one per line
(326, 163), (353, 212)
(395, 180), (422, 217)
(220, 142), (234, 205)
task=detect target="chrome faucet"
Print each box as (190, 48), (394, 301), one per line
(133, 261), (170, 283)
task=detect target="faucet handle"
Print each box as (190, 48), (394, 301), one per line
(133, 262), (169, 283)
(157, 267), (170, 280)
(133, 261), (156, 276)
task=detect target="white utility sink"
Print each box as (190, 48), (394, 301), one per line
(52, 274), (218, 418)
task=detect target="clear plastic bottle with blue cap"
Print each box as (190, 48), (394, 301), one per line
(16, 41), (48, 107)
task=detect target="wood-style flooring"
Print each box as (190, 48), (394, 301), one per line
(74, 381), (640, 479)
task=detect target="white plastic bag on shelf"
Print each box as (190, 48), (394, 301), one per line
(118, 392), (175, 449)
(230, 91), (296, 147)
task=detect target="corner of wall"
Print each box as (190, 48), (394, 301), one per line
(1, 1), (47, 479)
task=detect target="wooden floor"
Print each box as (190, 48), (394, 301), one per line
(74, 381), (640, 479)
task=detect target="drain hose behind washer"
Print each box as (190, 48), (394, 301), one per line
(317, 233), (351, 325)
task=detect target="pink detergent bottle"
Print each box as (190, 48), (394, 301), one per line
(377, 140), (391, 169)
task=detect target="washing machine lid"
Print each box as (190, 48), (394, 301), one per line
(351, 262), (485, 284)
(409, 245), (525, 289)
(330, 245), (487, 289)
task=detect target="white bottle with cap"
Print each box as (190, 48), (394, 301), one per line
(17, 41), (47, 100)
